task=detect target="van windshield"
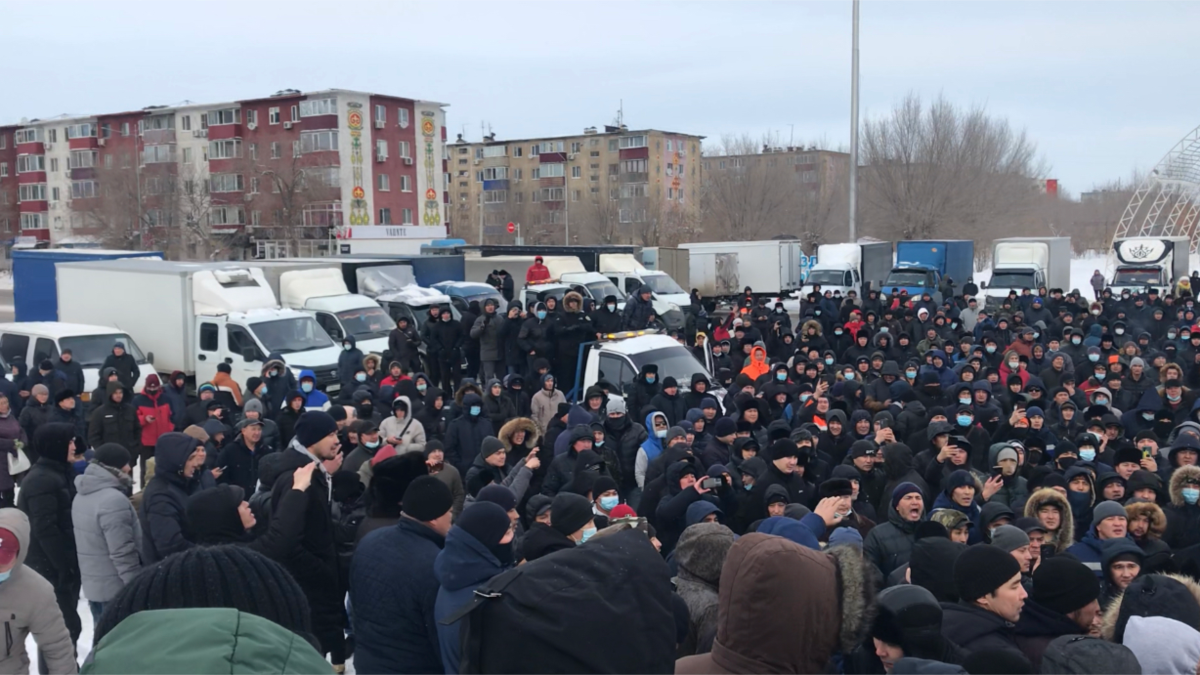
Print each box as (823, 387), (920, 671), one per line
(59, 334), (148, 367)
(806, 270), (850, 286)
(627, 346), (709, 391)
(641, 273), (685, 295)
(585, 280), (621, 301)
(988, 272), (1036, 289)
(885, 271), (933, 287)
(336, 306), (393, 340)
(250, 317), (335, 354)
(1112, 268), (1162, 286)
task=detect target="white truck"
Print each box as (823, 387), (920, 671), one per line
(1110, 236), (1191, 296)
(257, 264), (392, 356)
(575, 332), (718, 403)
(799, 241), (894, 298)
(56, 260), (344, 393)
(981, 237), (1072, 307)
(680, 239), (805, 299)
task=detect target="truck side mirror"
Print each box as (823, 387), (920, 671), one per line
(242, 347), (259, 362)
(146, 351), (154, 365)
(980, 281), (987, 289)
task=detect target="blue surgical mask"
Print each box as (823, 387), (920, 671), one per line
(799, 394), (811, 403)
(776, 373), (787, 382)
(364, 440), (380, 449)
(655, 428), (667, 439)
(0, 570), (9, 583)
(607, 304), (616, 311)
(744, 483), (754, 491)
(469, 405), (481, 416)
(1088, 354), (1100, 362)
(260, 385), (267, 395)
(906, 370), (917, 379)
(825, 358), (834, 365)
(959, 397), (971, 406)
(834, 329), (843, 336)
(343, 344), (352, 351)
(600, 495), (619, 510)
(1169, 393), (1182, 402)
(1072, 337), (1082, 345)
(1080, 449), (1096, 462)
(843, 372), (855, 381)
(1169, 332), (1179, 339)
(269, 369), (280, 378)
(879, 327), (889, 333)
(1095, 397), (1108, 406)
(957, 415), (972, 427)
(986, 345), (997, 354)
(356, 373), (367, 383)
(1143, 412), (1155, 420)
(578, 526), (597, 544)
(416, 383), (427, 392)
(646, 375), (656, 384)
(537, 310), (547, 320)
(1184, 487), (1200, 505)
(301, 382), (313, 393)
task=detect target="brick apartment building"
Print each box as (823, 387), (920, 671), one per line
(702, 145), (850, 198)
(0, 88), (448, 255)
(447, 125), (704, 245)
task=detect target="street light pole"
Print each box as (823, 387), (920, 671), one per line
(849, 0), (860, 243)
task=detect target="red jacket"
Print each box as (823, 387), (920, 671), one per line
(526, 263), (551, 283)
(135, 389), (174, 447)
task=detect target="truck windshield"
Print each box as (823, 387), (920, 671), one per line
(1113, 268), (1162, 286)
(250, 317), (335, 354)
(59, 334), (148, 367)
(585, 280), (621, 301)
(410, 303), (461, 331)
(806, 270), (851, 286)
(628, 347), (709, 391)
(642, 273), (685, 295)
(885, 271), (932, 287)
(988, 272), (1036, 289)
(336, 306), (393, 340)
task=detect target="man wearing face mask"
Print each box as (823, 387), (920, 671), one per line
(429, 308), (464, 394)
(445, 392), (493, 476)
(1165, 462), (1200, 550)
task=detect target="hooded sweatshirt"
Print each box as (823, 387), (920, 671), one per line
(0, 508), (77, 675)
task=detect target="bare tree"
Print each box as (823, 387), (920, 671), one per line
(858, 93), (1046, 243)
(700, 135), (803, 241)
(572, 187), (625, 244)
(239, 152), (341, 256)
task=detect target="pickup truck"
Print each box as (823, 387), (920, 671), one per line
(569, 331), (722, 404)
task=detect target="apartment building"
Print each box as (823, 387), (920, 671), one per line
(703, 145), (850, 197)
(0, 88), (448, 251)
(447, 125), (703, 244)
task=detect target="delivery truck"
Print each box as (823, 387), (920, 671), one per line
(981, 237), (1071, 307)
(55, 260), (344, 393)
(255, 263), (392, 355)
(641, 248), (691, 291)
(1110, 236), (1191, 296)
(679, 240), (805, 300)
(884, 240), (975, 304)
(799, 241), (894, 298)
(686, 251), (740, 298)
(13, 248), (163, 322)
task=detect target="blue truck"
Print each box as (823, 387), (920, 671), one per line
(883, 240), (975, 304)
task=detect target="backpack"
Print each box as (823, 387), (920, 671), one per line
(447, 528), (677, 674)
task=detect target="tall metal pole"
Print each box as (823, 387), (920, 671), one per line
(849, 0), (859, 242)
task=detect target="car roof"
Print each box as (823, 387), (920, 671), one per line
(597, 334), (681, 356)
(0, 322), (133, 339)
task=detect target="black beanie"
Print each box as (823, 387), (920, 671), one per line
(294, 411), (338, 448)
(819, 478), (854, 498)
(94, 545), (313, 647)
(871, 585), (943, 649)
(954, 544), (1021, 602)
(401, 475), (453, 522)
(1032, 557), (1099, 615)
(480, 436), (506, 460)
(962, 649), (1034, 674)
(767, 439), (800, 461)
(94, 443), (131, 471)
(550, 492), (593, 536)
(456, 501), (512, 558)
(475, 484), (517, 512)
(910, 538), (966, 603)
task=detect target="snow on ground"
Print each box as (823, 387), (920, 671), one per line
(0, 271), (12, 291)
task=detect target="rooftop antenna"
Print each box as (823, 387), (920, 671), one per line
(461, 124), (467, 141)
(615, 100), (624, 128)
(790, 124), (795, 147)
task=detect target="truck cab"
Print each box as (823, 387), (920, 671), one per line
(883, 266), (942, 301)
(275, 267), (392, 356)
(574, 332), (719, 403)
(801, 264), (860, 298)
(0, 322), (157, 400)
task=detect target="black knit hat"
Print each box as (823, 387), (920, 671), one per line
(94, 545), (313, 647)
(550, 492), (593, 536)
(1032, 557), (1099, 615)
(94, 443), (131, 471)
(401, 475), (453, 522)
(456, 501), (513, 559)
(819, 478), (854, 499)
(910, 538), (966, 603)
(525, 494), (552, 521)
(1113, 574), (1200, 643)
(954, 544), (1021, 602)
(767, 439), (799, 460)
(294, 410), (338, 448)
(476, 484), (517, 512)
(871, 585), (944, 650)
(592, 475), (619, 498)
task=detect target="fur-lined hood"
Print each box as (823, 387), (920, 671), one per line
(563, 291), (585, 313)
(498, 417), (540, 451)
(1125, 500), (1167, 540)
(455, 382), (483, 406)
(801, 320), (823, 337)
(1169, 465), (1200, 507)
(1101, 573), (1200, 642)
(362, 352), (382, 370)
(1023, 487), (1074, 547)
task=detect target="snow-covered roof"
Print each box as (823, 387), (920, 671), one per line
(376, 285), (451, 306)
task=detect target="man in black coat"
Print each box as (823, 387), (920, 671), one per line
(428, 307), (464, 394)
(602, 397), (647, 500)
(748, 439), (817, 519)
(387, 316), (422, 375)
(551, 291), (594, 396)
(101, 342), (140, 391)
(270, 410), (346, 669)
(16, 422), (84, 647)
(141, 432), (205, 564)
(649, 376), (689, 426)
(217, 418), (267, 495)
(622, 286), (656, 330)
(88, 380), (140, 458)
(54, 350), (85, 401)
(444, 393), (493, 475)
(518, 304), (554, 378)
(592, 295), (624, 334)
(27, 359), (67, 399)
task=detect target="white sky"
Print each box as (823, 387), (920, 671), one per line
(3, 0), (1198, 193)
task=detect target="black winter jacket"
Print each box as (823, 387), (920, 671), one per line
(140, 432), (202, 563)
(444, 394), (493, 474)
(15, 423), (79, 585)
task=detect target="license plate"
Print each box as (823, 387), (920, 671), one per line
(327, 384), (341, 393)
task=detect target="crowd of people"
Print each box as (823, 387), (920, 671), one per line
(10, 274), (1200, 673)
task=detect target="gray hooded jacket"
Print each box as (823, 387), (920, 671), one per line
(0, 508), (77, 674)
(72, 461), (143, 603)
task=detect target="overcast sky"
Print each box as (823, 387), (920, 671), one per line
(4, 1), (1198, 194)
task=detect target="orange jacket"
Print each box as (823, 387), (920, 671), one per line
(740, 346), (769, 380)
(210, 372), (244, 406)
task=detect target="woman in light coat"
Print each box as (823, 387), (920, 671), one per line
(379, 395), (427, 455)
(530, 374), (566, 433)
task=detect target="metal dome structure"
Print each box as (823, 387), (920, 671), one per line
(1112, 125), (1200, 253)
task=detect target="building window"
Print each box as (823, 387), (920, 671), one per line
(104, 155), (112, 169)
(246, 110), (258, 126)
(540, 187), (565, 201)
(0, 163), (7, 177)
(49, 158), (58, 173)
(207, 109), (239, 126)
(251, 210), (261, 226)
(70, 180), (98, 199)
(530, 145), (539, 157)
(512, 146), (522, 158)
(398, 108), (409, 128)
(18, 184), (47, 201)
(207, 140), (239, 160)
(248, 143), (257, 161)
(513, 168), (522, 181)
(379, 208), (392, 225)
(51, 187), (60, 202)
(180, 116), (191, 131)
(250, 177), (259, 193)
(621, 159), (647, 173)
(399, 141), (410, 159)
(68, 150), (97, 169)
(121, 122), (130, 137)
(378, 174), (390, 191)
(572, 189), (580, 202)
(570, 142), (582, 153)
(298, 97), (336, 117)
(270, 142), (281, 159)
(475, 171), (483, 182)
(402, 208), (413, 224)
(0, 134), (5, 149)
(374, 105), (386, 125)
(482, 146), (506, 158)
(539, 163), (565, 178)
(210, 174), (244, 193)
(400, 175), (411, 192)
(375, 139), (388, 160)
(571, 166), (581, 179)
(66, 123), (96, 140)
(309, 166), (339, 188)
(293, 141), (301, 158)
(482, 167), (507, 180)
(20, 213), (45, 230)
(16, 155), (45, 173)
(290, 105), (299, 122)
(210, 207), (246, 226)
(483, 190), (506, 204)
(47, 129), (57, 143)
(14, 129), (43, 144)
(620, 183), (648, 198)
(300, 131), (338, 154)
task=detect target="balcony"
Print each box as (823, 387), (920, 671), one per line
(142, 128), (177, 145)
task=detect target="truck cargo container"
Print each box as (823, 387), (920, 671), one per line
(1110, 236), (1191, 296)
(981, 237), (1071, 307)
(679, 240), (805, 298)
(884, 240), (975, 303)
(14, 248), (163, 322)
(800, 241), (893, 298)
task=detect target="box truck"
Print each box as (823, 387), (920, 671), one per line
(981, 237), (1071, 307)
(255, 263), (392, 355)
(679, 240), (805, 299)
(800, 241), (894, 298)
(13, 248), (163, 322)
(1110, 236), (1191, 296)
(641, 247), (690, 290)
(884, 240), (976, 304)
(55, 260), (344, 393)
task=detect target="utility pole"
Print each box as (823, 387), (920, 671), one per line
(849, 0), (860, 243)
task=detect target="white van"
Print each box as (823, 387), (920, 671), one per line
(0, 322), (157, 400)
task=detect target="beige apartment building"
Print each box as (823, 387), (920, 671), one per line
(446, 125), (704, 245)
(702, 145), (850, 198)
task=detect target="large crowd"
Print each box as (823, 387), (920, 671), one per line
(9, 267), (1200, 674)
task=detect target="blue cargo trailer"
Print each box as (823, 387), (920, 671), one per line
(884, 240), (975, 303)
(15, 249), (163, 321)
